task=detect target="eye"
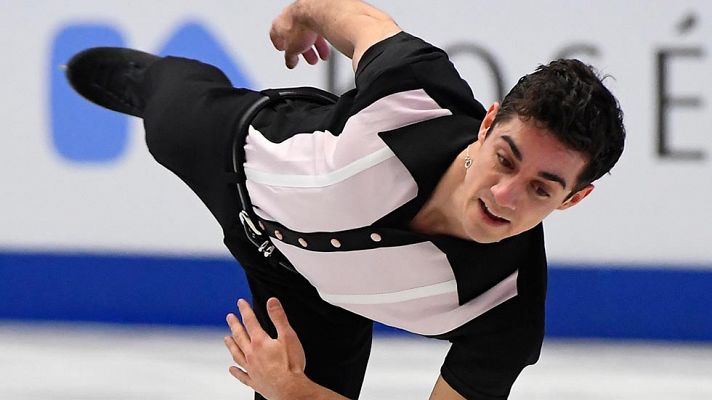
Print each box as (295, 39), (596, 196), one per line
(496, 153), (513, 169)
(534, 185), (550, 198)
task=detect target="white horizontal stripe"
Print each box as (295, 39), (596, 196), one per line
(247, 156), (416, 232)
(244, 144), (396, 188)
(319, 279), (458, 305)
(339, 271), (519, 335)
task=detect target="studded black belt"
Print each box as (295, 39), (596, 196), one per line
(229, 87), (339, 269)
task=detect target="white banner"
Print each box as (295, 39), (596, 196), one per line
(0, 1), (710, 266)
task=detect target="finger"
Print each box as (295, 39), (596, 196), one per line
(266, 297), (296, 338)
(314, 36), (330, 60)
(237, 299), (268, 341)
(302, 47), (319, 65)
(228, 365), (252, 387)
(285, 52), (299, 69)
(269, 27), (285, 51)
(226, 313), (251, 350)
(224, 335), (247, 367)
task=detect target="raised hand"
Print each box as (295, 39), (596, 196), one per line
(269, 4), (330, 69)
(267, 0), (400, 72)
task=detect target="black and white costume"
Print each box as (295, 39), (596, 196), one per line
(142, 32), (547, 400)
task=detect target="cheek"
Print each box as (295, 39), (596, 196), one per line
(465, 159), (495, 187)
(463, 169), (481, 193)
(517, 203), (557, 225)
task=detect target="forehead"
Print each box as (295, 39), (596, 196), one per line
(489, 117), (588, 185)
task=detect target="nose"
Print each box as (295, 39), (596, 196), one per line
(490, 177), (520, 210)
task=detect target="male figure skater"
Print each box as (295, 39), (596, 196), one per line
(65, 0), (625, 398)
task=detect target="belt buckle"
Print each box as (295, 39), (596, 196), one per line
(239, 210), (275, 257)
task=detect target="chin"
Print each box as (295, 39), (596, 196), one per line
(479, 235), (507, 244)
(465, 227), (509, 244)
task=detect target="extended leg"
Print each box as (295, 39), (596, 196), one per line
(66, 49), (373, 399)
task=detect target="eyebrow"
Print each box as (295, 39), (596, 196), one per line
(501, 135), (522, 161)
(539, 172), (567, 190)
(500, 135), (568, 190)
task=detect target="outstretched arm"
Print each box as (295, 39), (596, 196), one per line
(269, 0), (401, 71)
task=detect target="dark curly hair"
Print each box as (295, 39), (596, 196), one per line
(489, 59), (625, 194)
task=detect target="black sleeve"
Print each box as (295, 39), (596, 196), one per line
(353, 32), (486, 118)
(439, 299), (545, 400)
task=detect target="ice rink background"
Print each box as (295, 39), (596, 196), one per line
(1, 1), (711, 399)
(2, 323), (712, 400)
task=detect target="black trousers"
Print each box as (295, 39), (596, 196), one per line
(141, 56), (373, 399)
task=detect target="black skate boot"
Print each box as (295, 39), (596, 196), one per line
(65, 47), (160, 118)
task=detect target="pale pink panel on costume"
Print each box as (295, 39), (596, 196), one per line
(243, 89), (452, 175)
(332, 272), (519, 336)
(246, 156), (417, 232)
(272, 241), (455, 295)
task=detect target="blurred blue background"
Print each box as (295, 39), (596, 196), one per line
(1, 0), (710, 343)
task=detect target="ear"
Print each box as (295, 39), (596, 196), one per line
(557, 184), (594, 210)
(477, 102), (500, 141)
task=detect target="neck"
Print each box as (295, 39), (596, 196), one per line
(409, 149), (469, 238)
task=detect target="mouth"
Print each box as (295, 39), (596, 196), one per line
(478, 199), (510, 226)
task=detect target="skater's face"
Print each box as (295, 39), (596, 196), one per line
(459, 103), (593, 243)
